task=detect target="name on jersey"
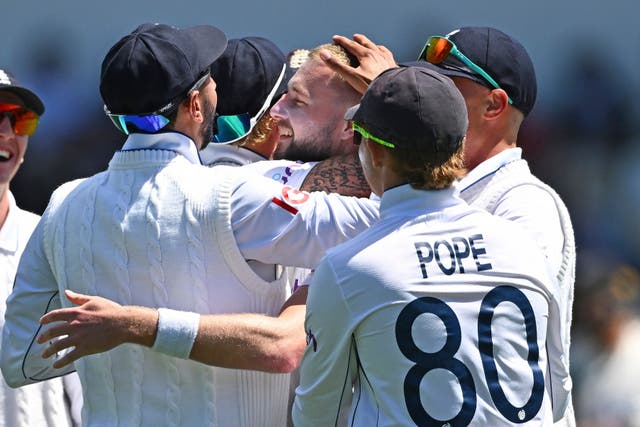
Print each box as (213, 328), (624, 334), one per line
(414, 234), (493, 278)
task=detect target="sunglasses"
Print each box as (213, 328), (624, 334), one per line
(352, 122), (395, 148)
(213, 113), (251, 143)
(211, 64), (287, 144)
(419, 36), (513, 105)
(105, 71), (211, 135)
(0, 103), (40, 136)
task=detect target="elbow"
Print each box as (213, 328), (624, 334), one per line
(262, 337), (306, 373)
(259, 344), (303, 373)
(266, 354), (301, 374)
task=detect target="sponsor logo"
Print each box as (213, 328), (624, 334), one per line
(282, 185), (309, 204)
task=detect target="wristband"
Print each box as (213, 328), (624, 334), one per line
(151, 308), (200, 359)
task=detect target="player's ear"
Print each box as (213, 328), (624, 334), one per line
(485, 88), (509, 119)
(338, 118), (354, 144)
(186, 91), (205, 123)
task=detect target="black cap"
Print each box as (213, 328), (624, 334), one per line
(0, 69), (45, 115)
(211, 37), (288, 117)
(420, 27), (537, 116)
(100, 23), (227, 115)
(345, 66), (468, 162)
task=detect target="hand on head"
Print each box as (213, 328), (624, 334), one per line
(320, 34), (397, 95)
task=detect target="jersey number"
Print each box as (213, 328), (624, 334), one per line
(395, 285), (544, 426)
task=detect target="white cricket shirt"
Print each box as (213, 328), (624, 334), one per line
(294, 184), (571, 426)
(0, 191), (81, 427)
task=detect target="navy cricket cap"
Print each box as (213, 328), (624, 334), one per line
(211, 37), (288, 117)
(0, 69), (45, 115)
(421, 27), (537, 116)
(345, 66), (468, 164)
(100, 23), (227, 114)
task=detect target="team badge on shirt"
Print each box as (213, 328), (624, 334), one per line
(271, 186), (310, 215)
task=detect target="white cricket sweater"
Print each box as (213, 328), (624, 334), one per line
(2, 133), (379, 427)
(7, 148), (290, 426)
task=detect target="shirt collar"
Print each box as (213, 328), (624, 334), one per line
(379, 184), (465, 219)
(457, 147), (522, 192)
(0, 191), (19, 253)
(199, 144), (267, 166)
(121, 132), (202, 165)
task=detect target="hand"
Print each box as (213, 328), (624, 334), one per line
(321, 34), (398, 95)
(37, 290), (136, 369)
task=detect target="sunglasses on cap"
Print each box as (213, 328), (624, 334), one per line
(105, 71), (212, 135)
(352, 122), (395, 148)
(418, 36), (513, 105)
(0, 103), (40, 136)
(212, 64), (287, 144)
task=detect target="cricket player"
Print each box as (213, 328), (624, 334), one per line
(293, 66), (571, 426)
(322, 27), (577, 427)
(0, 23), (378, 427)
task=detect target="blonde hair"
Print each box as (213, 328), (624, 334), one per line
(308, 43), (356, 68)
(388, 141), (467, 190)
(236, 113), (277, 147)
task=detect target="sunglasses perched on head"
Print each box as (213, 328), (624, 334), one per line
(418, 36), (513, 105)
(0, 103), (40, 136)
(352, 122), (395, 148)
(105, 71), (211, 135)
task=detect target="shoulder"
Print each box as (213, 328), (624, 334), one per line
(49, 177), (91, 208)
(242, 159), (316, 188)
(499, 159), (567, 208)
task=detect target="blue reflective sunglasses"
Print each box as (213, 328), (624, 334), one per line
(105, 72), (211, 135)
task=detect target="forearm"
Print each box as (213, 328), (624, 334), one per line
(120, 307), (306, 372)
(118, 305), (159, 348)
(39, 287), (309, 372)
(191, 305), (306, 372)
(188, 287), (308, 372)
(141, 288), (307, 372)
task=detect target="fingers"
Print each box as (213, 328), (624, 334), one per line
(52, 350), (81, 369)
(331, 35), (370, 58)
(37, 323), (71, 343)
(65, 289), (92, 305)
(377, 45), (394, 56)
(41, 335), (75, 359)
(40, 307), (80, 325)
(319, 49), (350, 73)
(320, 50), (369, 95)
(352, 33), (377, 49)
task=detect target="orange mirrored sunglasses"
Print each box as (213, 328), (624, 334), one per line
(0, 103), (40, 136)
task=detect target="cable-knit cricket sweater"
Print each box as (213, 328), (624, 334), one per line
(1, 132), (379, 427)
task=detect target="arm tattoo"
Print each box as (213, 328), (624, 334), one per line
(300, 152), (370, 197)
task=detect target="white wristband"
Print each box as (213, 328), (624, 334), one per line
(151, 308), (200, 359)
